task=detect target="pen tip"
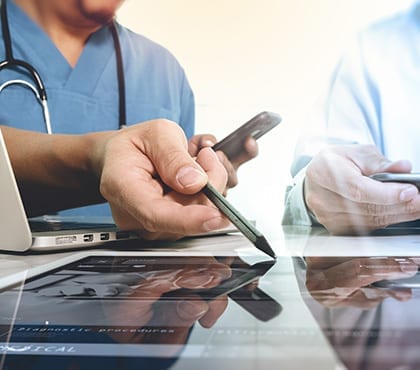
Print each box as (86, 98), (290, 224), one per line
(256, 235), (276, 259)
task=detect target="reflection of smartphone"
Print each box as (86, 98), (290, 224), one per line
(373, 273), (420, 289)
(165, 260), (276, 301)
(370, 173), (420, 188)
(212, 111), (282, 160)
(164, 259), (282, 322)
(229, 286), (282, 322)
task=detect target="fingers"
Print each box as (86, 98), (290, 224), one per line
(175, 295), (228, 329)
(196, 147), (228, 191)
(229, 136), (258, 168)
(101, 120), (231, 237)
(306, 257), (418, 308)
(308, 257), (418, 292)
(307, 147), (417, 205)
(132, 201), (229, 237)
(176, 263), (232, 289)
(188, 134), (217, 156)
(381, 159), (412, 174)
(199, 297), (229, 328)
(213, 136), (258, 191)
(350, 146), (412, 175)
(306, 181), (420, 233)
(189, 134), (259, 193)
(305, 145), (420, 234)
(143, 120), (209, 195)
(191, 134), (259, 192)
(148, 148), (228, 235)
(333, 173), (417, 205)
(176, 300), (209, 323)
(148, 125), (227, 196)
(215, 151), (238, 189)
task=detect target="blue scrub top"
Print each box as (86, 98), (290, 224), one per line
(0, 1), (195, 216)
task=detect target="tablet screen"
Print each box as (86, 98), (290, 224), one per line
(0, 254), (284, 369)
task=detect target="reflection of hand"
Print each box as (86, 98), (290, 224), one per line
(37, 283), (133, 297)
(94, 120), (230, 240)
(102, 258), (231, 348)
(304, 145), (420, 234)
(37, 272), (143, 297)
(305, 257), (418, 309)
(189, 134), (258, 193)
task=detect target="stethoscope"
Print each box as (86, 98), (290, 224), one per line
(0, 0), (126, 134)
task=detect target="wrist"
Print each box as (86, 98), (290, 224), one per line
(85, 130), (116, 180)
(302, 178), (320, 224)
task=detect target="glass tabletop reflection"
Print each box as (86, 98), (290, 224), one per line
(0, 253), (419, 369)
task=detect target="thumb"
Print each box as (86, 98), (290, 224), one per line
(349, 146), (412, 175)
(146, 121), (208, 194)
(381, 159), (412, 174)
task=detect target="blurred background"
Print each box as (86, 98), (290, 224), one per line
(118, 0), (413, 235)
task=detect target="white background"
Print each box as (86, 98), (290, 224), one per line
(118, 1), (414, 234)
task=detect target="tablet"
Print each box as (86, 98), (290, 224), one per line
(0, 253), (283, 369)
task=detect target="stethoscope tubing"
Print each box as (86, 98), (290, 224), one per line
(0, 0), (126, 133)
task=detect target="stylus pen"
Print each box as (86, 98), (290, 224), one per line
(203, 182), (276, 259)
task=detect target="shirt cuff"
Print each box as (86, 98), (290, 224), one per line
(282, 166), (315, 226)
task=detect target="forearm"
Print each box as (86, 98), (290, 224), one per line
(1, 126), (113, 216)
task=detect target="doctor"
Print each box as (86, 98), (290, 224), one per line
(0, 0), (257, 239)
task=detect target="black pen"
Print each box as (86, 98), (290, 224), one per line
(202, 182), (276, 259)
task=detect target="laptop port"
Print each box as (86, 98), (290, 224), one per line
(100, 233), (110, 241)
(83, 234), (94, 242)
(116, 231), (130, 240)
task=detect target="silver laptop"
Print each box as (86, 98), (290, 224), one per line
(0, 129), (140, 252)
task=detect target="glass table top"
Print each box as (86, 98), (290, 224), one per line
(0, 252), (418, 370)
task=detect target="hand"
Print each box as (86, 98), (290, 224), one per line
(305, 257), (418, 309)
(101, 257), (231, 349)
(304, 144), (420, 234)
(92, 119), (230, 239)
(189, 134), (258, 192)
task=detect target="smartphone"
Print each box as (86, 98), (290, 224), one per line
(212, 111), (282, 160)
(370, 172), (420, 188)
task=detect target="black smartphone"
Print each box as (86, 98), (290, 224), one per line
(212, 111), (282, 160)
(370, 172), (420, 188)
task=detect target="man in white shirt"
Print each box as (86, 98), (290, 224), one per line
(283, 2), (420, 234)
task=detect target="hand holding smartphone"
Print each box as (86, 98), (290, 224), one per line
(212, 111), (281, 160)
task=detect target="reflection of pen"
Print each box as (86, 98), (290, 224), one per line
(202, 182), (276, 259)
